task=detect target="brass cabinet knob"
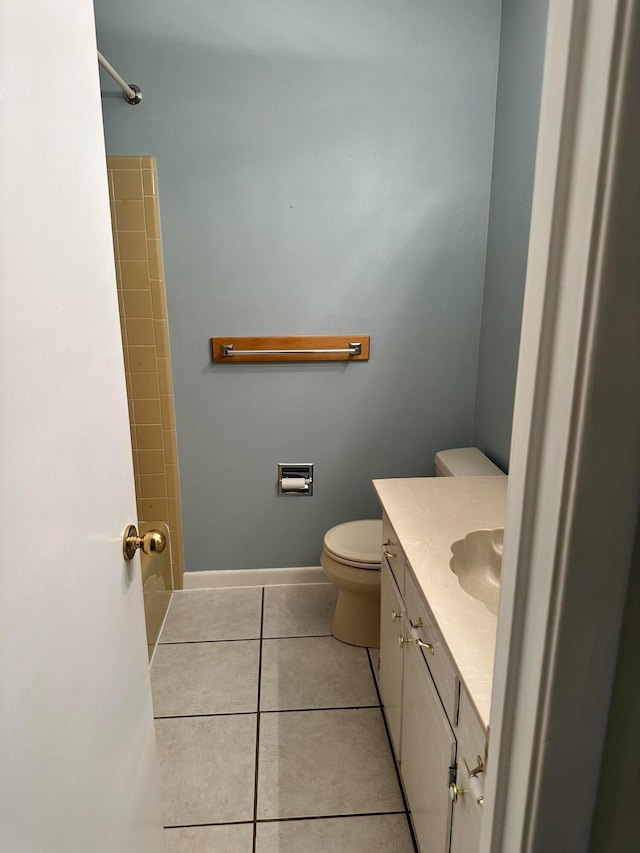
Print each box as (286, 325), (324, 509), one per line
(383, 550), (397, 559)
(123, 525), (167, 561)
(468, 755), (485, 778)
(391, 609), (401, 623)
(449, 783), (465, 803)
(399, 635), (409, 649)
(415, 638), (435, 655)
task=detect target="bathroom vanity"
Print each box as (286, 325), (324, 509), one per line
(373, 476), (507, 853)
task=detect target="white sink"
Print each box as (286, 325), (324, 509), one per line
(449, 528), (503, 615)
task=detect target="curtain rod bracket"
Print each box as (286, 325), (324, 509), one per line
(124, 84), (143, 106)
(97, 51), (143, 106)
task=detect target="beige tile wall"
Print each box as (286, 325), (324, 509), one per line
(107, 155), (184, 593)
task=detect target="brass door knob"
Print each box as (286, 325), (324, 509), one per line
(123, 525), (167, 561)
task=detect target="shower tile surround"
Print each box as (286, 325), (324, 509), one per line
(107, 156), (184, 646)
(154, 584), (416, 852)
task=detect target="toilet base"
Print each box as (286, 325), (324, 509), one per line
(332, 586), (381, 647)
(321, 550), (381, 648)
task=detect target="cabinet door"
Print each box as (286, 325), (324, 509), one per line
(450, 689), (485, 853)
(379, 560), (405, 759)
(401, 641), (456, 853)
(449, 759), (482, 853)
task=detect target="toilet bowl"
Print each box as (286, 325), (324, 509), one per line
(320, 519), (382, 647)
(321, 448), (505, 649)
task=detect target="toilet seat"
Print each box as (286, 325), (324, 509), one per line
(323, 520), (382, 570)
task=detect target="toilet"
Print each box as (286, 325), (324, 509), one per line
(320, 447), (505, 647)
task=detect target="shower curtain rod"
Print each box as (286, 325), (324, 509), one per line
(97, 51), (142, 105)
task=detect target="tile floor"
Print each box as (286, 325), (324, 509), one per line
(152, 583), (417, 852)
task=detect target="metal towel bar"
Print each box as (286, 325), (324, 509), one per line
(211, 335), (370, 363)
(222, 342), (362, 357)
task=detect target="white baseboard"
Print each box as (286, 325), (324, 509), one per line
(182, 566), (328, 590)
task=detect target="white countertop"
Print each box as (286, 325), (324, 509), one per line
(373, 476), (508, 728)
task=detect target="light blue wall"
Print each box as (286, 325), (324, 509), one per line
(473, 0), (549, 471)
(95, 0), (501, 570)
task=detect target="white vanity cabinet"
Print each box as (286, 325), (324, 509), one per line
(378, 515), (486, 853)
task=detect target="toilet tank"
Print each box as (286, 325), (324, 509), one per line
(434, 447), (505, 477)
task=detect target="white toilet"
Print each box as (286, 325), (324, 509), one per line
(320, 447), (505, 647)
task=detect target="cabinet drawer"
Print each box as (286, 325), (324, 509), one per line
(405, 571), (459, 724)
(382, 513), (406, 593)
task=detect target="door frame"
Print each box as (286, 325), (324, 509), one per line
(482, 0), (640, 849)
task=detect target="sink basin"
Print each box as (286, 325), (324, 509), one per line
(449, 528), (503, 615)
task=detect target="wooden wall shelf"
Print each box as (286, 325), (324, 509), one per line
(211, 335), (370, 364)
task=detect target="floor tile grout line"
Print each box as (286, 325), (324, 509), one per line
(158, 632), (333, 645)
(256, 811), (408, 824)
(158, 638), (261, 645)
(261, 705), (381, 713)
(261, 633), (334, 640)
(164, 810), (409, 829)
(154, 711), (257, 720)
(366, 649), (419, 853)
(252, 587), (265, 853)
(164, 820), (254, 829)
(154, 705), (382, 722)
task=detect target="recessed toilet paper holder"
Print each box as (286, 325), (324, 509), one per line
(278, 463), (314, 496)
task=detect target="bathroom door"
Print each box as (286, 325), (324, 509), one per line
(0, 3), (164, 852)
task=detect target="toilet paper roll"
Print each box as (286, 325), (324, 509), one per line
(281, 477), (308, 491)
